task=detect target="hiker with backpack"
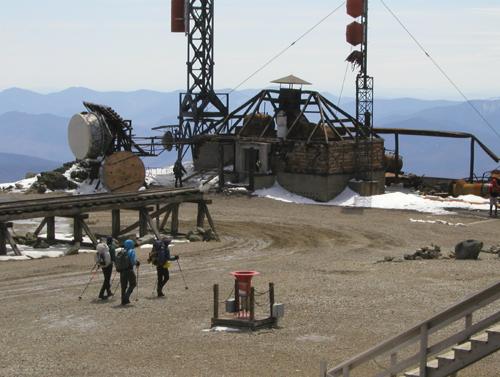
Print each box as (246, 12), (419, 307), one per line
(106, 236), (116, 263)
(148, 237), (179, 297)
(115, 239), (141, 305)
(95, 242), (113, 300)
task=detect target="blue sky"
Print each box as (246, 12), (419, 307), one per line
(0, 0), (499, 99)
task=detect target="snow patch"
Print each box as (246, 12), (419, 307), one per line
(254, 183), (490, 215)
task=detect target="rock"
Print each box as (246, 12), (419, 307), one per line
(415, 256), (423, 260)
(36, 171), (77, 191)
(65, 242), (80, 255)
(70, 169), (89, 183)
(455, 240), (483, 260)
(384, 256), (394, 262)
(33, 239), (50, 249)
(203, 229), (217, 241)
(187, 234), (203, 242)
(15, 183), (23, 189)
(137, 235), (155, 246)
(196, 227), (206, 235)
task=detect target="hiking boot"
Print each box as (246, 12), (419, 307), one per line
(157, 291), (165, 297)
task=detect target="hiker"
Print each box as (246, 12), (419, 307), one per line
(489, 177), (499, 217)
(173, 159), (187, 188)
(115, 239), (140, 305)
(148, 238), (179, 297)
(106, 236), (116, 264)
(95, 242), (113, 300)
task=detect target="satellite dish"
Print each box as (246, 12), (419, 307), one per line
(68, 112), (112, 160)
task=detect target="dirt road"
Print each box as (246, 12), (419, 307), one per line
(1, 194), (499, 376)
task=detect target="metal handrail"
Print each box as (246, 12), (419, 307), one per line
(325, 281), (500, 377)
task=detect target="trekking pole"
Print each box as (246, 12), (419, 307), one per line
(78, 264), (98, 300)
(176, 259), (189, 290)
(135, 265), (140, 302)
(113, 278), (120, 296)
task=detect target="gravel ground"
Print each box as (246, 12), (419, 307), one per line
(1, 193), (500, 377)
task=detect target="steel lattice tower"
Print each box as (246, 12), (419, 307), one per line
(178, 0), (228, 159)
(356, 0), (374, 129)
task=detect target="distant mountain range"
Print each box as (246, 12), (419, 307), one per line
(0, 87), (498, 183)
(0, 152), (60, 183)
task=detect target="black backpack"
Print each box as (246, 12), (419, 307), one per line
(149, 240), (163, 266)
(115, 249), (131, 272)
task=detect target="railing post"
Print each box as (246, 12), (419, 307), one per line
(420, 324), (429, 377)
(342, 365), (350, 377)
(213, 284), (219, 319)
(390, 352), (398, 377)
(320, 360), (327, 377)
(250, 287), (255, 321)
(465, 313), (473, 329)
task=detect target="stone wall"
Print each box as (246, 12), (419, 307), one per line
(284, 139), (384, 175)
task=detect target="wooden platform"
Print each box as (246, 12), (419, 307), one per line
(0, 187), (218, 255)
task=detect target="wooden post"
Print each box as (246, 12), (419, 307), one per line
(171, 204), (179, 235)
(248, 148), (255, 192)
(197, 202), (205, 228)
(73, 216), (83, 243)
(33, 217), (48, 237)
(342, 366), (350, 377)
(419, 323), (428, 377)
(234, 278), (240, 314)
(469, 137), (475, 183)
(203, 202), (219, 241)
(160, 204), (173, 231)
(395, 133), (400, 179)
(218, 143), (225, 192)
(390, 353), (398, 377)
(320, 361), (327, 377)
(465, 313), (473, 329)
(0, 222), (7, 255)
(112, 209), (121, 238)
(46, 216), (55, 243)
(145, 211), (161, 239)
(79, 218), (98, 247)
(269, 282), (275, 318)
(5, 224), (21, 256)
(250, 287), (255, 321)
(155, 204), (161, 230)
(213, 284), (219, 320)
(139, 208), (148, 237)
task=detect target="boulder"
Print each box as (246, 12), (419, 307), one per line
(455, 240), (483, 260)
(33, 239), (50, 249)
(36, 171), (77, 191)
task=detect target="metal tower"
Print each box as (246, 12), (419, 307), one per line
(178, 0), (228, 158)
(356, 0), (373, 130)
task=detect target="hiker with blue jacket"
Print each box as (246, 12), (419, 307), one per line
(115, 239), (141, 305)
(148, 237), (178, 297)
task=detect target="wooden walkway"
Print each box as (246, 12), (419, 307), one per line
(0, 187), (217, 255)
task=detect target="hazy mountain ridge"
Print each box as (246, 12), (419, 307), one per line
(0, 152), (60, 183)
(0, 87), (499, 181)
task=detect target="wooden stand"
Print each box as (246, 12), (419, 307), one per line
(211, 282), (277, 331)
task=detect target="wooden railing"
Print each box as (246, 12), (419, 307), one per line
(323, 281), (500, 377)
